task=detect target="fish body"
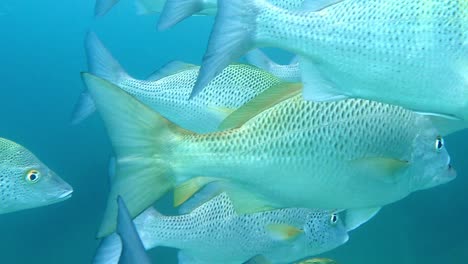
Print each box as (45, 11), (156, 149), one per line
(195, 0), (468, 119)
(82, 74), (455, 236)
(94, 193), (349, 264)
(157, 0), (307, 30)
(173, 96), (455, 209)
(73, 32), (282, 133)
(0, 138), (73, 214)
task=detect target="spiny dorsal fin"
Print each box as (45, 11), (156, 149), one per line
(219, 82), (302, 130)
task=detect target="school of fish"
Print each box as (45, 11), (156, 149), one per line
(2, 0), (465, 263)
(82, 0), (466, 262)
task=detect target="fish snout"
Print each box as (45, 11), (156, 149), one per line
(446, 163), (457, 181)
(48, 170), (73, 200)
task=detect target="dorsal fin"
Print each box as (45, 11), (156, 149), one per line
(146, 61), (198, 81)
(219, 82), (302, 130)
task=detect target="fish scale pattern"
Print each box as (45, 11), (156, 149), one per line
(172, 94), (448, 210)
(253, 0), (468, 118)
(184, 97), (416, 165)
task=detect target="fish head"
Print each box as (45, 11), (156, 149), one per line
(407, 118), (456, 192)
(0, 139), (73, 213)
(303, 211), (349, 254)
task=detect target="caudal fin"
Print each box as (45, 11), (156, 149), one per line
(117, 196), (152, 264)
(93, 234), (122, 264)
(82, 73), (186, 237)
(86, 32), (130, 84)
(191, 0), (259, 98)
(71, 32), (131, 125)
(70, 92), (96, 125)
(157, 0), (204, 30)
(92, 206), (162, 264)
(135, 0), (166, 15)
(95, 0), (120, 16)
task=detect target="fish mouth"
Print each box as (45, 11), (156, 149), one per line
(57, 189), (73, 200)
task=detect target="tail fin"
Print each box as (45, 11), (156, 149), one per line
(117, 196), (152, 264)
(95, 0), (120, 16)
(157, 0), (204, 30)
(86, 31), (130, 84)
(93, 234), (122, 264)
(191, 0), (259, 98)
(92, 206), (162, 264)
(71, 32), (130, 125)
(245, 49), (275, 72)
(70, 91), (96, 125)
(135, 0), (166, 15)
(81, 73), (186, 237)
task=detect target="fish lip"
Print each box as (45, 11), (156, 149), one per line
(58, 189), (73, 200)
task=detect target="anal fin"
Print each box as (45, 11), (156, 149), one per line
(174, 177), (218, 207)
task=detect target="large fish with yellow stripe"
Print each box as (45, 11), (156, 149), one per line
(83, 74), (455, 235)
(82, 73), (455, 236)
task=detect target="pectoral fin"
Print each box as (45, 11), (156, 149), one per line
(266, 224), (303, 241)
(351, 157), (409, 184)
(345, 207), (381, 231)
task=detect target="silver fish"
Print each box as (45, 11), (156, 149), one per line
(72, 32), (282, 133)
(0, 138), (73, 214)
(81, 74), (454, 236)
(94, 192), (352, 264)
(193, 0), (468, 121)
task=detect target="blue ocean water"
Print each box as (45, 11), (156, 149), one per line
(0, 0), (466, 263)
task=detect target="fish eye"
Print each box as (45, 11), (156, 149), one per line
(26, 170), (41, 183)
(330, 214), (339, 225)
(435, 136), (444, 152)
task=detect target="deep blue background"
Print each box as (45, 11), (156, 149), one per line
(0, 0), (466, 263)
